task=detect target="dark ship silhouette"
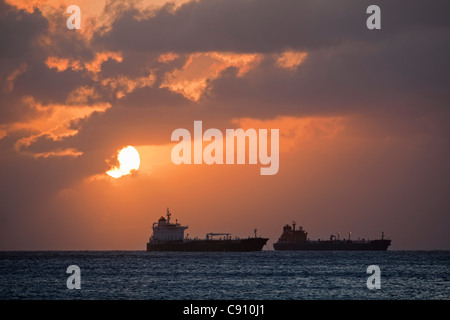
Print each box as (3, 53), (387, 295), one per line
(146, 209), (268, 252)
(273, 221), (391, 251)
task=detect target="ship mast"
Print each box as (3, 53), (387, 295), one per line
(166, 207), (171, 223)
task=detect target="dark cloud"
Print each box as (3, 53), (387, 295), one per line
(97, 0), (450, 53)
(0, 94), (37, 125)
(0, 0), (48, 59)
(204, 26), (450, 120)
(0, 0), (48, 122)
(13, 63), (93, 104)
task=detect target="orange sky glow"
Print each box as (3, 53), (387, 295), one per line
(1, 0), (449, 251)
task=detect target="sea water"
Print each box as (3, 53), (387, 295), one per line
(0, 251), (448, 299)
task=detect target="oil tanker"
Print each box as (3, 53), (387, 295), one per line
(146, 209), (268, 252)
(273, 221), (391, 251)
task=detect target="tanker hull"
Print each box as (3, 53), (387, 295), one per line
(273, 239), (391, 251)
(147, 238), (268, 252)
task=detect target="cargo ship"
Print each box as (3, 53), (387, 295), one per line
(146, 209), (268, 251)
(273, 221), (391, 251)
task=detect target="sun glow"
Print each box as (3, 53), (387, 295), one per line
(106, 146), (140, 178)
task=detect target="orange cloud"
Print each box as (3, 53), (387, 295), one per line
(5, 97), (111, 157)
(234, 116), (346, 152)
(66, 86), (99, 104)
(4, 0), (50, 13)
(45, 51), (122, 74)
(5, 0), (196, 42)
(207, 52), (263, 76)
(0, 129), (7, 140)
(276, 50), (308, 71)
(6, 0), (111, 40)
(45, 56), (82, 72)
(33, 148), (84, 159)
(101, 72), (156, 99)
(158, 52), (180, 63)
(160, 51), (262, 101)
(85, 51), (123, 74)
(4, 63), (27, 93)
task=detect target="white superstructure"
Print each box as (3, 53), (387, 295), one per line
(149, 208), (188, 243)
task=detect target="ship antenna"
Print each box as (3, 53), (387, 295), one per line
(167, 207), (171, 223)
(292, 220), (296, 231)
(254, 228), (258, 238)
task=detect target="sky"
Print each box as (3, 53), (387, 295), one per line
(0, 0), (449, 250)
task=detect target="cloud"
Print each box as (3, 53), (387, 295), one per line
(160, 51), (262, 100)
(86, 0), (450, 125)
(202, 27), (450, 123)
(97, 0), (450, 53)
(44, 51), (122, 74)
(101, 71), (156, 99)
(1, 0), (447, 163)
(2, 97), (111, 157)
(275, 50), (307, 71)
(0, 0), (48, 59)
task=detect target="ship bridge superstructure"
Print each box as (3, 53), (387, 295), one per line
(277, 221), (308, 242)
(150, 208), (188, 243)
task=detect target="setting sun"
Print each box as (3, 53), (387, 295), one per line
(106, 146), (140, 178)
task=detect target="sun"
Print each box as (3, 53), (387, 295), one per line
(106, 146), (140, 178)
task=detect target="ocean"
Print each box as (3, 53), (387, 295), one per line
(0, 251), (449, 300)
